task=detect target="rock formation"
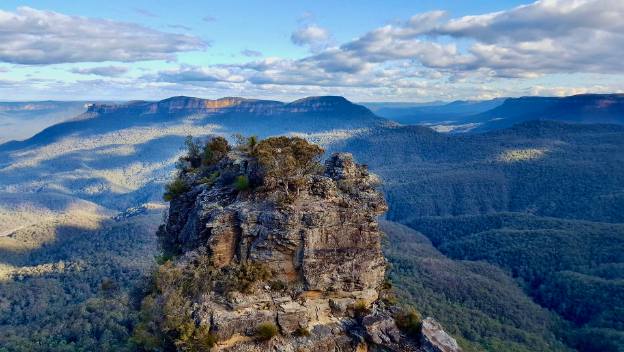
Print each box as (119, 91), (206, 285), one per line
(138, 137), (460, 352)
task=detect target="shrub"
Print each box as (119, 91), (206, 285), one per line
(255, 322), (278, 341)
(215, 262), (272, 294)
(269, 280), (287, 291)
(163, 177), (190, 201)
(293, 326), (310, 337)
(190, 325), (218, 351)
(394, 308), (422, 338)
(202, 136), (230, 166)
(198, 171), (220, 186)
(155, 253), (175, 265)
(255, 137), (324, 198)
(183, 135), (202, 168)
(233, 175), (250, 191)
(352, 300), (370, 318)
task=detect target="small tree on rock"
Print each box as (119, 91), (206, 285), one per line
(255, 137), (324, 198)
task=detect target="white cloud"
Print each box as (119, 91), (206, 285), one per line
(151, 65), (245, 83)
(291, 25), (330, 50)
(71, 66), (129, 77)
(0, 7), (207, 65)
(4, 1), (624, 101)
(287, 0), (624, 78)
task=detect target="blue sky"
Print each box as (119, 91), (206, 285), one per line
(0, 0), (622, 102)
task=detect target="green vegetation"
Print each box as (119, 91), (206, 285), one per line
(198, 171), (220, 186)
(339, 122), (624, 351)
(293, 326), (310, 337)
(166, 135), (325, 205)
(202, 136), (230, 166)
(215, 262), (272, 295)
(233, 175), (250, 191)
(381, 221), (570, 352)
(255, 322), (278, 341)
(163, 177), (190, 201)
(394, 307), (422, 338)
(233, 133), (259, 153)
(255, 136), (324, 200)
(405, 213), (624, 352)
(0, 215), (158, 352)
(352, 300), (370, 318)
(131, 256), (273, 351)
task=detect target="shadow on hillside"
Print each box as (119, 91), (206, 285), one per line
(0, 213), (159, 350)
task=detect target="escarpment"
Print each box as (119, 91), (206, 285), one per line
(135, 136), (461, 352)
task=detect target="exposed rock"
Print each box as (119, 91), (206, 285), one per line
(153, 145), (455, 351)
(421, 317), (463, 352)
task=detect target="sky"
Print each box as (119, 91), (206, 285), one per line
(0, 0), (623, 102)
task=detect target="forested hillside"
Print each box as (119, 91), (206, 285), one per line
(381, 221), (570, 352)
(337, 120), (624, 352)
(0, 212), (159, 351)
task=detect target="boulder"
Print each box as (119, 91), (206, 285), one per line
(421, 317), (463, 352)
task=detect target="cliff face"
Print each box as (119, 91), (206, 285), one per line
(148, 139), (460, 351)
(85, 96), (378, 118)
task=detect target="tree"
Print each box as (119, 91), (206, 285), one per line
(183, 135), (202, 169)
(255, 137), (324, 198)
(202, 137), (231, 166)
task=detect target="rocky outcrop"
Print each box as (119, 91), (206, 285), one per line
(153, 144), (459, 351)
(420, 318), (462, 352)
(85, 95), (379, 119)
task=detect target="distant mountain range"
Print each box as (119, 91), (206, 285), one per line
(367, 94), (624, 133)
(0, 96), (387, 216)
(467, 94), (624, 131)
(1, 96), (387, 151)
(363, 98), (506, 126)
(0, 101), (90, 143)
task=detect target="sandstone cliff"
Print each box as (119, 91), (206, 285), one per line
(135, 136), (460, 352)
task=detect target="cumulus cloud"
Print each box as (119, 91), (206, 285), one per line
(329, 0), (624, 77)
(5, 0), (624, 101)
(71, 66), (129, 77)
(0, 7), (207, 65)
(116, 0), (624, 99)
(291, 25), (330, 50)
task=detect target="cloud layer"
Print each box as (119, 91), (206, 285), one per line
(71, 66), (129, 77)
(2, 1), (624, 101)
(0, 7), (207, 64)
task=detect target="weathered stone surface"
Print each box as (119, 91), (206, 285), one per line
(277, 300), (309, 334)
(362, 314), (401, 345)
(161, 150), (459, 351)
(212, 308), (276, 340)
(421, 317), (463, 352)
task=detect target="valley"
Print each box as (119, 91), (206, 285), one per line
(0, 96), (622, 352)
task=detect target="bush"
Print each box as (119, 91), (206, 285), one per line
(198, 171), (220, 186)
(269, 280), (287, 291)
(163, 177), (190, 201)
(233, 175), (250, 191)
(216, 262), (272, 294)
(352, 300), (370, 318)
(233, 134), (259, 153)
(190, 325), (218, 350)
(202, 136), (230, 166)
(293, 326), (310, 337)
(394, 308), (422, 338)
(255, 322), (278, 341)
(255, 137), (324, 198)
